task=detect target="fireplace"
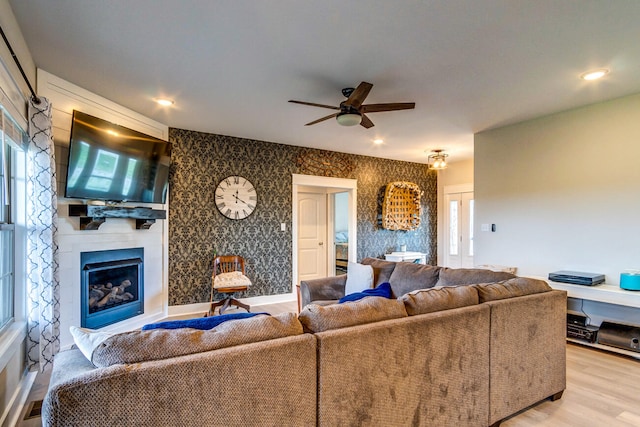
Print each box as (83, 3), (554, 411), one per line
(81, 248), (144, 329)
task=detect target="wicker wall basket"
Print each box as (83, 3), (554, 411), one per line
(382, 181), (421, 231)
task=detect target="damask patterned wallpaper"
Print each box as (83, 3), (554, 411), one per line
(168, 128), (437, 306)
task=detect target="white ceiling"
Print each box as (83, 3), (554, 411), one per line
(9, 0), (640, 163)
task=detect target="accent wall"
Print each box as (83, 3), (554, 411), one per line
(168, 128), (437, 306)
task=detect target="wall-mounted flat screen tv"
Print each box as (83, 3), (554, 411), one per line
(65, 110), (171, 204)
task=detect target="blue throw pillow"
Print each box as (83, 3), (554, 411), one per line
(338, 282), (393, 303)
(142, 312), (269, 331)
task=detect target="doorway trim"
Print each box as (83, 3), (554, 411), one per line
(443, 183), (474, 268)
(292, 174), (357, 291)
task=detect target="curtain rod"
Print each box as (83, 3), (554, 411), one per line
(0, 24), (41, 104)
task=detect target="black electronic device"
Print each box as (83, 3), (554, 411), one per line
(598, 321), (640, 353)
(567, 324), (598, 343)
(65, 110), (171, 204)
(567, 310), (588, 327)
(548, 270), (605, 286)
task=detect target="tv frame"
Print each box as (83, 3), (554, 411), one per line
(64, 110), (171, 204)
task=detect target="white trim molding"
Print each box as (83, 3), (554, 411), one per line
(291, 174), (357, 291)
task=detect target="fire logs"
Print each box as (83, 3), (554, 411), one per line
(88, 279), (134, 310)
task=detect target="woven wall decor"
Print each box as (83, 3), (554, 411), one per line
(382, 181), (421, 230)
(296, 149), (354, 177)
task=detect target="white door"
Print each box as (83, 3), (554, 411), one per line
(298, 192), (327, 283)
(444, 191), (474, 268)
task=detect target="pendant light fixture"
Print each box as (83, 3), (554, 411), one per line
(427, 149), (449, 170)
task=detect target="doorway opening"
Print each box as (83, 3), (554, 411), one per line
(443, 184), (474, 268)
(292, 174), (357, 290)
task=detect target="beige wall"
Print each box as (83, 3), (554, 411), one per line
(475, 92), (640, 283)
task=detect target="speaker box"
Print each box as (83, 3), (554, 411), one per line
(597, 321), (640, 353)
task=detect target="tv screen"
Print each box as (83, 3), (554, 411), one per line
(65, 110), (171, 204)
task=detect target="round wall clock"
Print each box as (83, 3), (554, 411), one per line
(215, 176), (257, 220)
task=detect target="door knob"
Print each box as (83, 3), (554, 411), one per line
(319, 242), (324, 246)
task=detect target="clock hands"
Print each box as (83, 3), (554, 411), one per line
(232, 191), (249, 205)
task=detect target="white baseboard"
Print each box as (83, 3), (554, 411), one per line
(2, 369), (36, 427)
(167, 292), (296, 318)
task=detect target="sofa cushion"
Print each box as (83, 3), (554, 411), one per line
(435, 267), (516, 287)
(141, 311), (267, 330)
(344, 262), (374, 295)
(399, 285), (479, 315)
(89, 312), (302, 367)
(339, 282), (392, 303)
(388, 262), (441, 297)
(298, 296), (407, 333)
(474, 277), (551, 303)
(360, 257), (398, 285)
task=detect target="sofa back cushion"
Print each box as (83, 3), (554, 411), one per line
(90, 312), (302, 367)
(388, 262), (441, 297)
(435, 267), (516, 287)
(400, 285), (479, 315)
(298, 296), (407, 333)
(360, 257), (398, 285)
(474, 277), (551, 302)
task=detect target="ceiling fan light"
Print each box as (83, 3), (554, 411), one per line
(580, 68), (609, 81)
(336, 112), (362, 126)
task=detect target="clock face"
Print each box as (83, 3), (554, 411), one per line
(215, 176), (257, 220)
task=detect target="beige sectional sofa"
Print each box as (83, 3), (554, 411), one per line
(44, 259), (566, 427)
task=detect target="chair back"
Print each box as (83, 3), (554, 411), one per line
(213, 255), (246, 278)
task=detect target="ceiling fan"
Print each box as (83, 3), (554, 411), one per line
(289, 81), (415, 129)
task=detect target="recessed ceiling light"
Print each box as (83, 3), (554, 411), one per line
(373, 139), (384, 144)
(154, 98), (174, 106)
(580, 69), (609, 81)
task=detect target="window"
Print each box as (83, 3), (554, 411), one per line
(0, 106), (26, 331)
(449, 199), (458, 256)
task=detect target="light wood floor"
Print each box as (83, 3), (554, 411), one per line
(16, 300), (640, 427)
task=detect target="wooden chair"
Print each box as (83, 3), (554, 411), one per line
(209, 255), (251, 316)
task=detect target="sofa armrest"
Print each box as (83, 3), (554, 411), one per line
(300, 275), (347, 308)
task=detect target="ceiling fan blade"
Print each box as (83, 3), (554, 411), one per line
(361, 102), (416, 113)
(345, 81), (373, 109)
(305, 113), (338, 126)
(360, 114), (375, 129)
(289, 100), (340, 110)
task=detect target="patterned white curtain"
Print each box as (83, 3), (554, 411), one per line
(26, 97), (60, 372)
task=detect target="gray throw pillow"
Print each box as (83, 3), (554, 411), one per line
(388, 263), (441, 297)
(400, 285), (479, 315)
(361, 257), (398, 285)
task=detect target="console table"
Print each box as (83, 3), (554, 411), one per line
(546, 280), (640, 359)
(384, 251), (427, 264)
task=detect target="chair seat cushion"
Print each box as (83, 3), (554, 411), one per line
(214, 271), (252, 289)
